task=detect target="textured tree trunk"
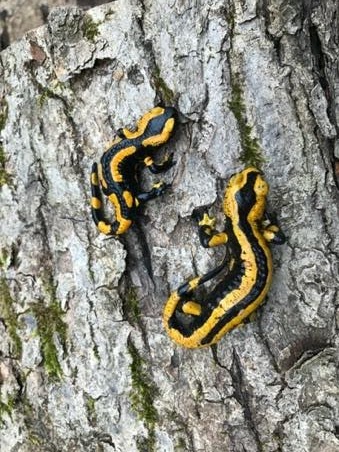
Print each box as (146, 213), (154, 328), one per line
(0, 1), (338, 451)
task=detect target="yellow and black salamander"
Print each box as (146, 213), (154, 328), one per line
(90, 106), (177, 235)
(163, 167), (286, 348)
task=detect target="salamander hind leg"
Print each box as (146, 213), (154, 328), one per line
(136, 181), (171, 203)
(116, 128), (127, 139)
(143, 154), (176, 174)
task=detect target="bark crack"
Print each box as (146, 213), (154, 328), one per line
(229, 349), (262, 452)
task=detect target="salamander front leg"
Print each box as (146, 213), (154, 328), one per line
(192, 207), (228, 248)
(143, 154), (176, 174)
(116, 128), (127, 139)
(262, 211), (286, 244)
(136, 181), (171, 203)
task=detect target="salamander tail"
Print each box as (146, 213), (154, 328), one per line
(90, 163), (117, 235)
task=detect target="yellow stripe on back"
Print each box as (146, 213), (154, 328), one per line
(110, 146), (137, 182)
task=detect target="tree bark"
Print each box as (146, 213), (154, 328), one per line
(0, 1), (338, 451)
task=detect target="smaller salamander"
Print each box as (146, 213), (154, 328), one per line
(90, 106), (177, 235)
(163, 167), (286, 348)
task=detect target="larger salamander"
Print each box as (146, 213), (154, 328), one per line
(163, 167), (286, 348)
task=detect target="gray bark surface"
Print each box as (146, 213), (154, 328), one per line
(0, 1), (338, 451)
(0, 0), (108, 51)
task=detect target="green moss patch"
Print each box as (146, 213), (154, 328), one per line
(152, 67), (175, 105)
(82, 16), (101, 42)
(0, 393), (15, 425)
(30, 278), (67, 381)
(0, 99), (8, 131)
(228, 80), (265, 169)
(124, 287), (141, 324)
(37, 81), (66, 108)
(37, 88), (54, 108)
(85, 394), (97, 426)
(175, 437), (187, 451)
(0, 278), (22, 358)
(127, 340), (158, 452)
(0, 145), (11, 187)
(0, 248), (9, 268)
(0, 99), (10, 186)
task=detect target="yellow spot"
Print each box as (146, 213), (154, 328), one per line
(182, 301), (202, 316)
(110, 146), (136, 182)
(123, 190), (134, 208)
(91, 172), (99, 185)
(198, 213), (216, 228)
(98, 221), (111, 235)
(135, 198), (140, 207)
(144, 156), (153, 166)
(116, 219), (132, 234)
(208, 232), (228, 247)
(91, 197), (101, 209)
(142, 118), (175, 147)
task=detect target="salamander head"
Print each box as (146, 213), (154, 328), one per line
(224, 167), (268, 219)
(141, 106), (177, 147)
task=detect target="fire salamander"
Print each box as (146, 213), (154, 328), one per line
(90, 106), (177, 235)
(163, 167), (286, 348)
